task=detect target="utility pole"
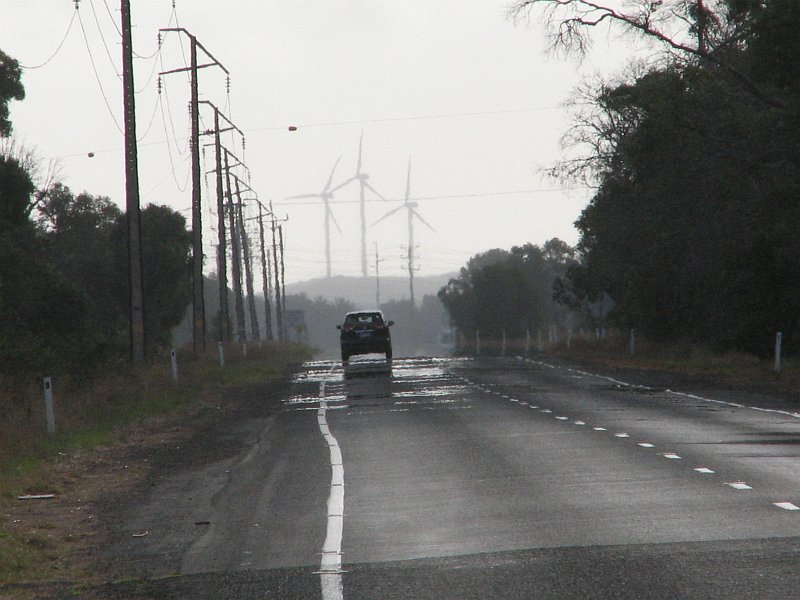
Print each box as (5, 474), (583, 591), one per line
(235, 182), (260, 341)
(224, 153), (247, 343)
(258, 203), (274, 341)
(121, 0), (145, 363)
(279, 224), (287, 341)
(212, 106), (229, 343)
(159, 28), (229, 357)
(199, 101), (243, 344)
(373, 242), (385, 308)
(270, 202), (284, 341)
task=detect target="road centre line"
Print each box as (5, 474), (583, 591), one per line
(522, 357), (800, 421)
(317, 376), (345, 600)
(471, 365), (800, 512)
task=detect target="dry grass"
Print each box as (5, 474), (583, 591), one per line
(551, 334), (800, 393)
(0, 341), (312, 590)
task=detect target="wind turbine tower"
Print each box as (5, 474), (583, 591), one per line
(332, 133), (387, 277)
(287, 157), (342, 278)
(374, 157), (434, 306)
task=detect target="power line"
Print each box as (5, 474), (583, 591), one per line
(249, 106), (562, 132)
(89, 0), (122, 78)
(19, 8), (77, 70)
(76, 4), (123, 134)
(278, 187), (587, 206)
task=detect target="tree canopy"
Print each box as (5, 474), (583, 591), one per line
(520, 0), (800, 355)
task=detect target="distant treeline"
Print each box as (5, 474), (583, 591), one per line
(438, 239), (576, 342)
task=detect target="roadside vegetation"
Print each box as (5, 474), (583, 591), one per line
(0, 342), (312, 590)
(442, 1), (800, 362)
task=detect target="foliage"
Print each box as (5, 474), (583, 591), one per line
(0, 49), (24, 137)
(529, 0), (800, 356)
(438, 239), (576, 340)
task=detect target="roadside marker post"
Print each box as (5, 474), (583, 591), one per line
(170, 348), (179, 382)
(43, 377), (56, 434)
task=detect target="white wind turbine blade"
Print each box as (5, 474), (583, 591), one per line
(363, 180), (388, 201)
(412, 209), (435, 232)
(356, 131), (363, 174)
(372, 203), (405, 226)
(329, 205), (343, 234)
(323, 155), (342, 192)
(286, 193), (321, 200)
(404, 157), (412, 203)
(330, 176), (356, 194)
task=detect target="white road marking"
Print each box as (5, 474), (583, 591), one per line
(662, 453), (681, 460)
(726, 482), (753, 490)
(556, 416), (569, 421)
(593, 427), (607, 431)
(574, 421), (586, 426)
(774, 502), (800, 511)
(694, 467), (715, 474)
(317, 378), (345, 600)
(614, 433), (630, 438)
(520, 357), (800, 421)
(542, 409), (553, 414)
(638, 443), (655, 448)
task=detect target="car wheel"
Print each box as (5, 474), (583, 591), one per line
(385, 346), (392, 361)
(341, 351), (349, 364)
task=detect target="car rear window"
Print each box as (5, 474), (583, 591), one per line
(345, 312), (383, 325)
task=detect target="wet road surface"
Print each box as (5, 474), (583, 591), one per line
(102, 356), (800, 598)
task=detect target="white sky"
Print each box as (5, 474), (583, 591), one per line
(3, 0), (636, 285)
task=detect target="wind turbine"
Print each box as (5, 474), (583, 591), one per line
(373, 157), (434, 306)
(331, 133), (388, 277)
(287, 157), (342, 278)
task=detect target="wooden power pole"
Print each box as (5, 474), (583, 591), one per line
(121, 0), (145, 363)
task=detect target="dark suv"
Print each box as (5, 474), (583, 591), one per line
(337, 310), (393, 363)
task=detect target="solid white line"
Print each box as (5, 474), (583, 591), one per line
(317, 378), (345, 600)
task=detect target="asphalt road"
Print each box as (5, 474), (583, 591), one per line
(100, 356), (800, 599)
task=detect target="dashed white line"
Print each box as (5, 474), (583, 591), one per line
(614, 433), (630, 438)
(662, 453), (681, 460)
(593, 427), (607, 431)
(694, 467), (715, 474)
(638, 443), (655, 448)
(774, 502), (800, 511)
(726, 482), (753, 490)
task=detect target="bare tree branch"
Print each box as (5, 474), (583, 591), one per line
(509, 0), (788, 109)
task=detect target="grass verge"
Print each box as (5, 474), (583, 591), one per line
(0, 341), (313, 590)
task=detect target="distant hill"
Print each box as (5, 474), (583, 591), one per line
(285, 273), (457, 308)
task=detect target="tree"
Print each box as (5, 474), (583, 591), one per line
(439, 240), (577, 348)
(0, 49), (24, 138)
(509, 0), (789, 109)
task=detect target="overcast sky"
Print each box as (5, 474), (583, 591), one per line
(3, 1), (635, 286)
